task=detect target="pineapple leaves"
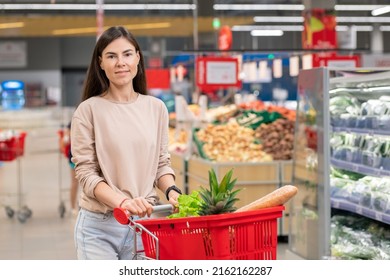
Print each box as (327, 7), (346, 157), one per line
(169, 168), (242, 218)
(198, 168), (241, 216)
(219, 169), (233, 192)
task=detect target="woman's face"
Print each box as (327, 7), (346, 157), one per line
(99, 37), (140, 88)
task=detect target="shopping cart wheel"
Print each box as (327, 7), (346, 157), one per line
(59, 202), (66, 218)
(21, 206), (32, 219)
(5, 206), (15, 218)
(16, 210), (29, 223)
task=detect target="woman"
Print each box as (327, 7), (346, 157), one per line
(70, 26), (181, 260)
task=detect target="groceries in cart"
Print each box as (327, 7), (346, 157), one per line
(114, 168), (298, 260)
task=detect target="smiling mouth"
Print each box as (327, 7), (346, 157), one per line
(115, 70), (129, 74)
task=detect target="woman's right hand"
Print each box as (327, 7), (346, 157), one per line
(120, 197), (153, 218)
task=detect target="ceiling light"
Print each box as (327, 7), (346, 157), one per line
(233, 25), (303, 32)
(233, 25), (376, 33)
(0, 4), (195, 11)
(253, 17), (303, 23)
(251, 30), (284, 36)
(214, 4), (304, 11)
(371, 6), (390, 16)
(53, 22), (171, 35)
(214, 4), (384, 11)
(0, 22), (25, 29)
(253, 16), (390, 24)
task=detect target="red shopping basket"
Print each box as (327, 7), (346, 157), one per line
(57, 129), (70, 158)
(137, 205), (284, 260)
(0, 132), (27, 161)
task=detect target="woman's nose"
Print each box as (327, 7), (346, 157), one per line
(116, 56), (125, 65)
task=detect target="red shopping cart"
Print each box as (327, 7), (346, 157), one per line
(57, 128), (71, 218)
(0, 131), (32, 223)
(114, 205), (284, 260)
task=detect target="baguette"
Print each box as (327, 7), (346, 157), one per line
(235, 185), (298, 212)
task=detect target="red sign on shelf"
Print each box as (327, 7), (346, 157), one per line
(312, 52), (361, 68)
(196, 56), (241, 92)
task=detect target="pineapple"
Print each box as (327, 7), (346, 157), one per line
(198, 168), (241, 215)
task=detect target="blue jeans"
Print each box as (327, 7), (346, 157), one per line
(74, 208), (144, 260)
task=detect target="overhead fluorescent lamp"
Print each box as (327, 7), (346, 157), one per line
(233, 25), (374, 33)
(214, 4), (304, 11)
(337, 16), (390, 23)
(253, 16), (390, 23)
(233, 25), (303, 32)
(253, 16), (303, 23)
(380, 26), (390, 31)
(53, 22), (171, 35)
(371, 6), (390, 16)
(215, 4), (384, 11)
(335, 5), (384, 11)
(337, 25), (373, 32)
(0, 4), (195, 10)
(0, 22), (24, 29)
(251, 30), (284, 36)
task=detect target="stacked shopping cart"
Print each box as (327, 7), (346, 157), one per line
(0, 130), (32, 222)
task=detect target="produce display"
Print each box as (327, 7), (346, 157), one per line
(254, 118), (295, 160)
(330, 94), (390, 131)
(238, 100), (296, 121)
(195, 121), (273, 162)
(331, 214), (390, 260)
(168, 127), (189, 154)
(331, 167), (390, 214)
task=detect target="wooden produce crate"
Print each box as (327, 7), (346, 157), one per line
(186, 156), (280, 209)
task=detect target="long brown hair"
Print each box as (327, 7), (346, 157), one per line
(82, 26), (147, 101)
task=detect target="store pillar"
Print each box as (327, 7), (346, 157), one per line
(371, 24), (384, 54)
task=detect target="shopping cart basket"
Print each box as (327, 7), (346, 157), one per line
(0, 131), (26, 161)
(0, 131), (32, 223)
(114, 205), (284, 260)
(57, 129), (71, 218)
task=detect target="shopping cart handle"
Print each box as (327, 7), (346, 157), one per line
(113, 204), (174, 225)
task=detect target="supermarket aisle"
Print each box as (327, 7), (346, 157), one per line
(0, 148), (300, 260)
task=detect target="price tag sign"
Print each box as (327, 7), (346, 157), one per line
(196, 57), (241, 91)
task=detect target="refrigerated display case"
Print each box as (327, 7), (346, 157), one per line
(289, 68), (390, 259)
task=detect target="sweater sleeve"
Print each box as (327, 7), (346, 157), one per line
(155, 101), (175, 184)
(70, 106), (105, 198)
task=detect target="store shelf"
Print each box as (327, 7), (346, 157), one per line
(331, 158), (390, 177)
(331, 125), (390, 136)
(331, 198), (390, 225)
(291, 67), (390, 260)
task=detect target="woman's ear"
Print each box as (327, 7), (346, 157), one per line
(99, 57), (103, 70)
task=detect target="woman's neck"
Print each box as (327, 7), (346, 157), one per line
(104, 87), (138, 103)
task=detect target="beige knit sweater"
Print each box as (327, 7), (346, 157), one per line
(70, 94), (175, 213)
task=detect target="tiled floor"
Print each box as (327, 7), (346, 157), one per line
(0, 130), (302, 260)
